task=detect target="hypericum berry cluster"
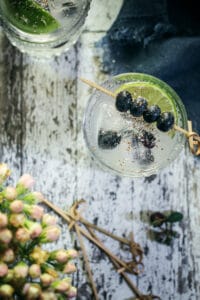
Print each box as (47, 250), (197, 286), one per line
(115, 90), (175, 132)
(0, 163), (77, 300)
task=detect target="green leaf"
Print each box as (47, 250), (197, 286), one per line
(166, 212), (183, 223)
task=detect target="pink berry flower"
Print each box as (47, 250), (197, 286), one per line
(0, 284), (14, 298)
(29, 264), (41, 279)
(67, 286), (77, 298)
(18, 174), (35, 189)
(9, 213), (25, 228)
(13, 263), (29, 279)
(0, 212), (8, 228)
(0, 262), (8, 277)
(29, 222), (43, 239)
(40, 226), (61, 243)
(63, 262), (77, 274)
(0, 228), (13, 244)
(4, 186), (17, 201)
(10, 200), (24, 213)
(42, 214), (57, 226)
(15, 227), (30, 243)
(40, 273), (54, 287)
(52, 280), (70, 293)
(24, 204), (44, 220)
(2, 248), (15, 263)
(0, 163), (10, 183)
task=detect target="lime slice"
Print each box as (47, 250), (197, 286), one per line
(1, 0), (60, 34)
(115, 81), (178, 123)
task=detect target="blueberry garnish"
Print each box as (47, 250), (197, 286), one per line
(143, 105), (161, 123)
(156, 112), (175, 132)
(98, 130), (121, 149)
(140, 130), (156, 149)
(130, 96), (148, 117)
(115, 90), (132, 112)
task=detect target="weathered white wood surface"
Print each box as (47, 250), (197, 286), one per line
(0, 1), (200, 299)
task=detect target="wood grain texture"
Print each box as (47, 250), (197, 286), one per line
(0, 0), (200, 299)
(0, 31), (23, 182)
(76, 30), (200, 300)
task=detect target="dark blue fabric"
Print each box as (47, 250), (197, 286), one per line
(102, 0), (200, 131)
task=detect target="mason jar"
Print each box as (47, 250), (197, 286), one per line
(0, 0), (91, 57)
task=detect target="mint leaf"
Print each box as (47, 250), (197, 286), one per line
(167, 212), (183, 223)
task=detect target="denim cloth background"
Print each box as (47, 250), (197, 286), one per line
(102, 0), (200, 132)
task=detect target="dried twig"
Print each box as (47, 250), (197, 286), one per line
(42, 198), (160, 299)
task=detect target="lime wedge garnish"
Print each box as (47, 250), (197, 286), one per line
(115, 81), (178, 123)
(1, 0), (60, 34)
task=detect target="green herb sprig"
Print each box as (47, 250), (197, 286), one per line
(149, 211), (183, 245)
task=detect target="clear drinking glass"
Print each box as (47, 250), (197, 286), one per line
(0, 0), (91, 57)
(83, 73), (188, 177)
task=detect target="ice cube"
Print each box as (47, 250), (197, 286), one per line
(97, 102), (134, 133)
(132, 135), (154, 164)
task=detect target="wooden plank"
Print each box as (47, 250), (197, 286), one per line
(20, 50), (78, 249)
(186, 152), (200, 299)
(0, 32), (23, 181)
(77, 31), (144, 299)
(77, 30), (199, 299)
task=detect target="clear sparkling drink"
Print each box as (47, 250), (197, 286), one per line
(83, 73), (187, 177)
(0, 0), (91, 56)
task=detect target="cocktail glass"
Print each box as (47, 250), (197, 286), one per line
(0, 0), (91, 57)
(83, 73), (188, 177)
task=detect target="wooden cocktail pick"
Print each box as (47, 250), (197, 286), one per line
(80, 77), (200, 156)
